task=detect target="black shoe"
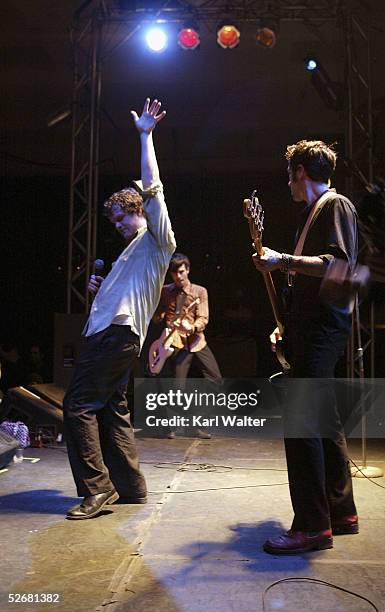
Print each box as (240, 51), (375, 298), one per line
(115, 494), (148, 504)
(263, 529), (333, 555)
(331, 515), (359, 535)
(195, 429), (212, 440)
(66, 490), (119, 520)
(183, 428), (212, 439)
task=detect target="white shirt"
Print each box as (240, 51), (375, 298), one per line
(83, 182), (176, 351)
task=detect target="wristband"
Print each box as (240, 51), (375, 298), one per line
(280, 253), (294, 273)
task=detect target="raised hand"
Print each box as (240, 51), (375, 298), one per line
(131, 98), (166, 134)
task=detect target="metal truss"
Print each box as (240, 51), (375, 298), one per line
(66, 0), (374, 333)
(106, 1), (341, 23)
(342, 9), (375, 378)
(67, 3), (104, 313)
(344, 10), (373, 197)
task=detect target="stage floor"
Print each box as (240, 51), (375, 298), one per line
(1, 436), (384, 612)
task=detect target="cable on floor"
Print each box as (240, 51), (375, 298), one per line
(262, 577), (379, 612)
(349, 457), (385, 490)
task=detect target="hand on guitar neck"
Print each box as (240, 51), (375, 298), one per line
(269, 327), (282, 353)
(252, 247), (282, 272)
(173, 317), (194, 335)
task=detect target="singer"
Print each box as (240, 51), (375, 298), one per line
(63, 99), (176, 519)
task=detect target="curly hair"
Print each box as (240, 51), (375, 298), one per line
(103, 187), (144, 217)
(285, 140), (337, 183)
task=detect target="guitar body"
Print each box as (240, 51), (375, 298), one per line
(148, 296), (201, 375)
(149, 328), (175, 375)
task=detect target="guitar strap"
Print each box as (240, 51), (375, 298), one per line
(288, 189), (338, 286)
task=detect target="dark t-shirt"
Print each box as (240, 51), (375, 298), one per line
(286, 192), (358, 330)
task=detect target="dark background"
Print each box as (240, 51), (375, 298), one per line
(1, 1), (385, 378)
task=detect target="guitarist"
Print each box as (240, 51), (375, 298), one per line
(153, 252), (222, 438)
(252, 140), (358, 555)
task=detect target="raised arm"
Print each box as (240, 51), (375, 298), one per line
(131, 98), (166, 189)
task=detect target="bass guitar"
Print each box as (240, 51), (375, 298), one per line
(148, 297), (200, 375)
(243, 189), (291, 373)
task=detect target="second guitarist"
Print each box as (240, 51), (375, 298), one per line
(152, 252), (222, 438)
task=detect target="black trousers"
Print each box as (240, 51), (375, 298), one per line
(172, 344), (222, 382)
(63, 325), (147, 498)
(284, 319), (357, 531)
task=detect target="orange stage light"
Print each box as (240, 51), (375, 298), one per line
(217, 24), (240, 49)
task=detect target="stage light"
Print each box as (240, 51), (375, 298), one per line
(145, 27), (168, 52)
(306, 57), (318, 71)
(305, 57), (342, 111)
(217, 24), (240, 49)
(255, 26), (277, 49)
(178, 27), (200, 50)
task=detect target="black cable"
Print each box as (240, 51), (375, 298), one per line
(148, 482), (288, 495)
(141, 460), (287, 473)
(262, 577), (379, 612)
(349, 457), (385, 490)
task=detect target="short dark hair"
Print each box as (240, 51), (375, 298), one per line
(169, 252), (190, 272)
(103, 187), (144, 217)
(285, 140), (337, 182)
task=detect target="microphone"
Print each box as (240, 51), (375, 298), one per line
(94, 258), (105, 277)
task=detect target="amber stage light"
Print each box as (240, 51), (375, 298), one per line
(255, 26), (277, 48)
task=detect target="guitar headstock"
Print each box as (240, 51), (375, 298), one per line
(243, 189), (264, 240)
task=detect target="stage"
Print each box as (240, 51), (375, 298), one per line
(1, 436), (384, 611)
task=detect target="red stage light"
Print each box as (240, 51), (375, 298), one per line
(217, 25), (240, 49)
(178, 27), (200, 50)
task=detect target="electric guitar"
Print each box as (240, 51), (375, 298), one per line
(148, 297), (201, 375)
(243, 189), (291, 373)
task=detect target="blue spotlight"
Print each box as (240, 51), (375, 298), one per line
(306, 58), (318, 71)
(145, 27), (168, 52)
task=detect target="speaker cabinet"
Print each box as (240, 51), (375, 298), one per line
(1, 386), (64, 434)
(54, 313), (87, 389)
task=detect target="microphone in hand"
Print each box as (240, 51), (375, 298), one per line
(89, 258), (105, 295)
(94, 258), (105, 277)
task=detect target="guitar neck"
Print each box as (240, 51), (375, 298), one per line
(254, 236), (284, 336)
(262, 272), (284, 336)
